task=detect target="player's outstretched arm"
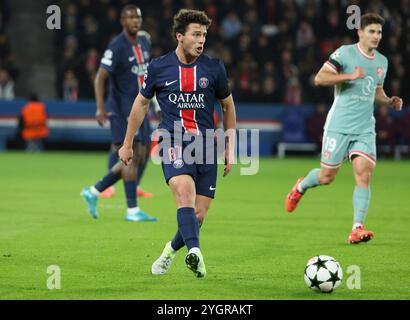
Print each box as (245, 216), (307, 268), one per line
(375, 86), (403, 111)
(118, 93), (151, 165)
(94, 67), (112, 126)
(314, 66), (365, 87)
(220, 94), (237, 177)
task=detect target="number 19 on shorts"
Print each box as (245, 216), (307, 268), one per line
(323, 135), (337, 152)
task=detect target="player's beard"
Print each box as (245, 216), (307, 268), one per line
(128, 29), (139, 37)
(127, 24), (140, 37)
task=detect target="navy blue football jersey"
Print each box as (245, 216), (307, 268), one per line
(100, 31), (151, 116)
(140, 51), (230, 135)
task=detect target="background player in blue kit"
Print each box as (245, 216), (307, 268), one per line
(81, 5), (158, 222)
(95, 4), (155, 199)
(119, 9), (237, 278)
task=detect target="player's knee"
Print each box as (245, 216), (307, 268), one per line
(121, 165), (137, 180)
(175, 190), (195, 207)
(355, 170), (372, 186)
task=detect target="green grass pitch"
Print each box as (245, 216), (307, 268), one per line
(0, 151), (409, 299)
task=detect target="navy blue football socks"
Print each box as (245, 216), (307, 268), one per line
(123, 180), (137, 208)
(176, 207), (200, 250)
(171, 231), (185, 251)
(108, 150), (118, 170)
(95, 171), (121, 193)
(171, 217), (203, 251)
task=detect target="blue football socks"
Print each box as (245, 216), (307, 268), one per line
(123, 180), (137, 208)
(95, 171), (121, 192)
(299, 168), (320, 193)
(353, 186), (370, 226)
(176, 207), (200, 250)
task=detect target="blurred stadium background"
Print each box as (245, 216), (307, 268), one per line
(0, 0), (409, 157)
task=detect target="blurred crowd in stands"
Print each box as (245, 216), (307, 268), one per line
(0, 0), (17, 100)
(55, 0), (409, 106)
(53, 0), (410, 150)
(1, 0), (410, 152)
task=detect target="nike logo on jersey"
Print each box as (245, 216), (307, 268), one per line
(209, 186), (216, 191)
(165, 80), (178, 86)
(128, 56), (136, 62)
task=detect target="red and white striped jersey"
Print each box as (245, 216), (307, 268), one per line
(140, 51), (230, 135)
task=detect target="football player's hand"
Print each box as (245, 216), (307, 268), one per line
(96, 107), (112, 127)
(350, 67), (365, 80)
(390, 96), (403, 111)
(118, 145), (133, 166)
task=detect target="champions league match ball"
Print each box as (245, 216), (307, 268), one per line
(304, 255), (343, 293)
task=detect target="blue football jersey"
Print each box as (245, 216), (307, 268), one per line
(140, 52), (230, 135)
(100, 31), (151, 117)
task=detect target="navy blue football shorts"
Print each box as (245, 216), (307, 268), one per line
(109, 112), (151, 146)
(160, 135), (218, 199)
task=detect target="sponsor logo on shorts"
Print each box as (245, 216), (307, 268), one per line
(173, 159), (184, 169)
(151, 124), (260, 175)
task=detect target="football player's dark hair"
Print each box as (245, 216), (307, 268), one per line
(360, 13), (384, 30)
(121, 4), (140, 19)
(172, 9), (211, 40)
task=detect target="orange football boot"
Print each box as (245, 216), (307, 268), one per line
(285, 177), (304, 213)
(99, 186), (115, 199)
(136, 187), (153, 198)
(348, 225), (374, 244)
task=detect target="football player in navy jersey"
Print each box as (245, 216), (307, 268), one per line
(81, 5), (158, 222)
(119, 9), (237, 278)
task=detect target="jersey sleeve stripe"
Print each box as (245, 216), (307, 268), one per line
(327, 58), (342, 71)
(324, 61), (338, 73)
(101, 58), (112, 66)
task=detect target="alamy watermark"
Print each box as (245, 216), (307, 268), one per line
(346, 264), (361, 290)
(149, 124), (260, 175)
(47, 4), (362, 31)
(46, 5), (61, 30)
(47, 265), (61, 290)
(346, 5), (361, 30)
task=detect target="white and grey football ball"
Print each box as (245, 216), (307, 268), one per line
(304, 255), (343, 293)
